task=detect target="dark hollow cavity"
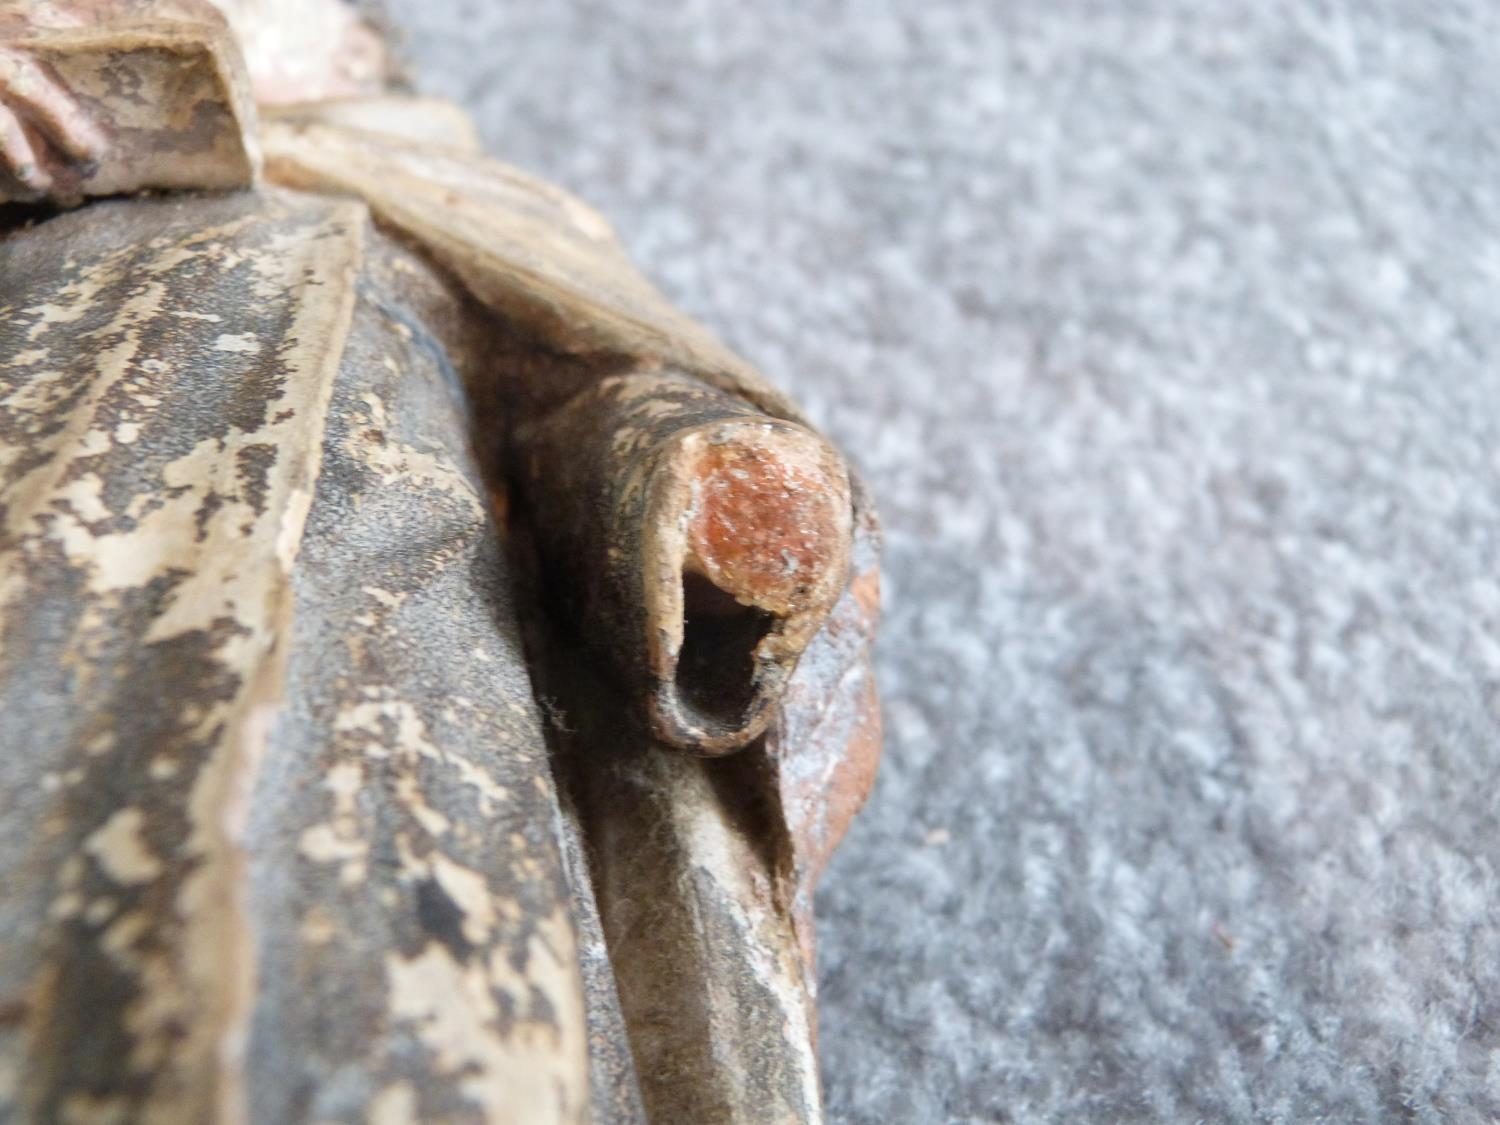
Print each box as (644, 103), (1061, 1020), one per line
(675, 570), (776, 730)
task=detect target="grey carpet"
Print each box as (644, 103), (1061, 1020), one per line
(388, 1), (1500, 1121)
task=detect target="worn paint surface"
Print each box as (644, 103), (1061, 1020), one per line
(528, 492), (880, 1125)
(261, 117), (801, 423)
(0, 188), (360, 1121)
(241, 232), (593, 1123)
(767, 490), (884, 976)
(514, 370), (853, 755)
(0, 10), (258, 204)
(0, 31), (882, 1120)
(540, 653), (826, 1124)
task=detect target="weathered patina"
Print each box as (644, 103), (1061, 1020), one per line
(0, 4), (880, 1120)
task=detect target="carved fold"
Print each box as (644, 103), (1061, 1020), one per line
(513, 371), (852, 753)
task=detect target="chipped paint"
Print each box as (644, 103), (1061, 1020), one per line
(83, 808), (162, 886)
(0, 189), (362, 1121)
(225, 232), (592, 1121)
(386, 927), (582, 1123)
(4, 61), (880, 1125)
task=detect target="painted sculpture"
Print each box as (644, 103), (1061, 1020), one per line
(0, 1), (880, 1122)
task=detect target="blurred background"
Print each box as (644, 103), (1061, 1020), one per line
(385, 2), (1500, 1120)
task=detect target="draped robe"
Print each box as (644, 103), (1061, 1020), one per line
(0, 20), (879, 1123)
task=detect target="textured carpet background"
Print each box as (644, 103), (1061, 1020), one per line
(387, 2), (1500, 1121)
